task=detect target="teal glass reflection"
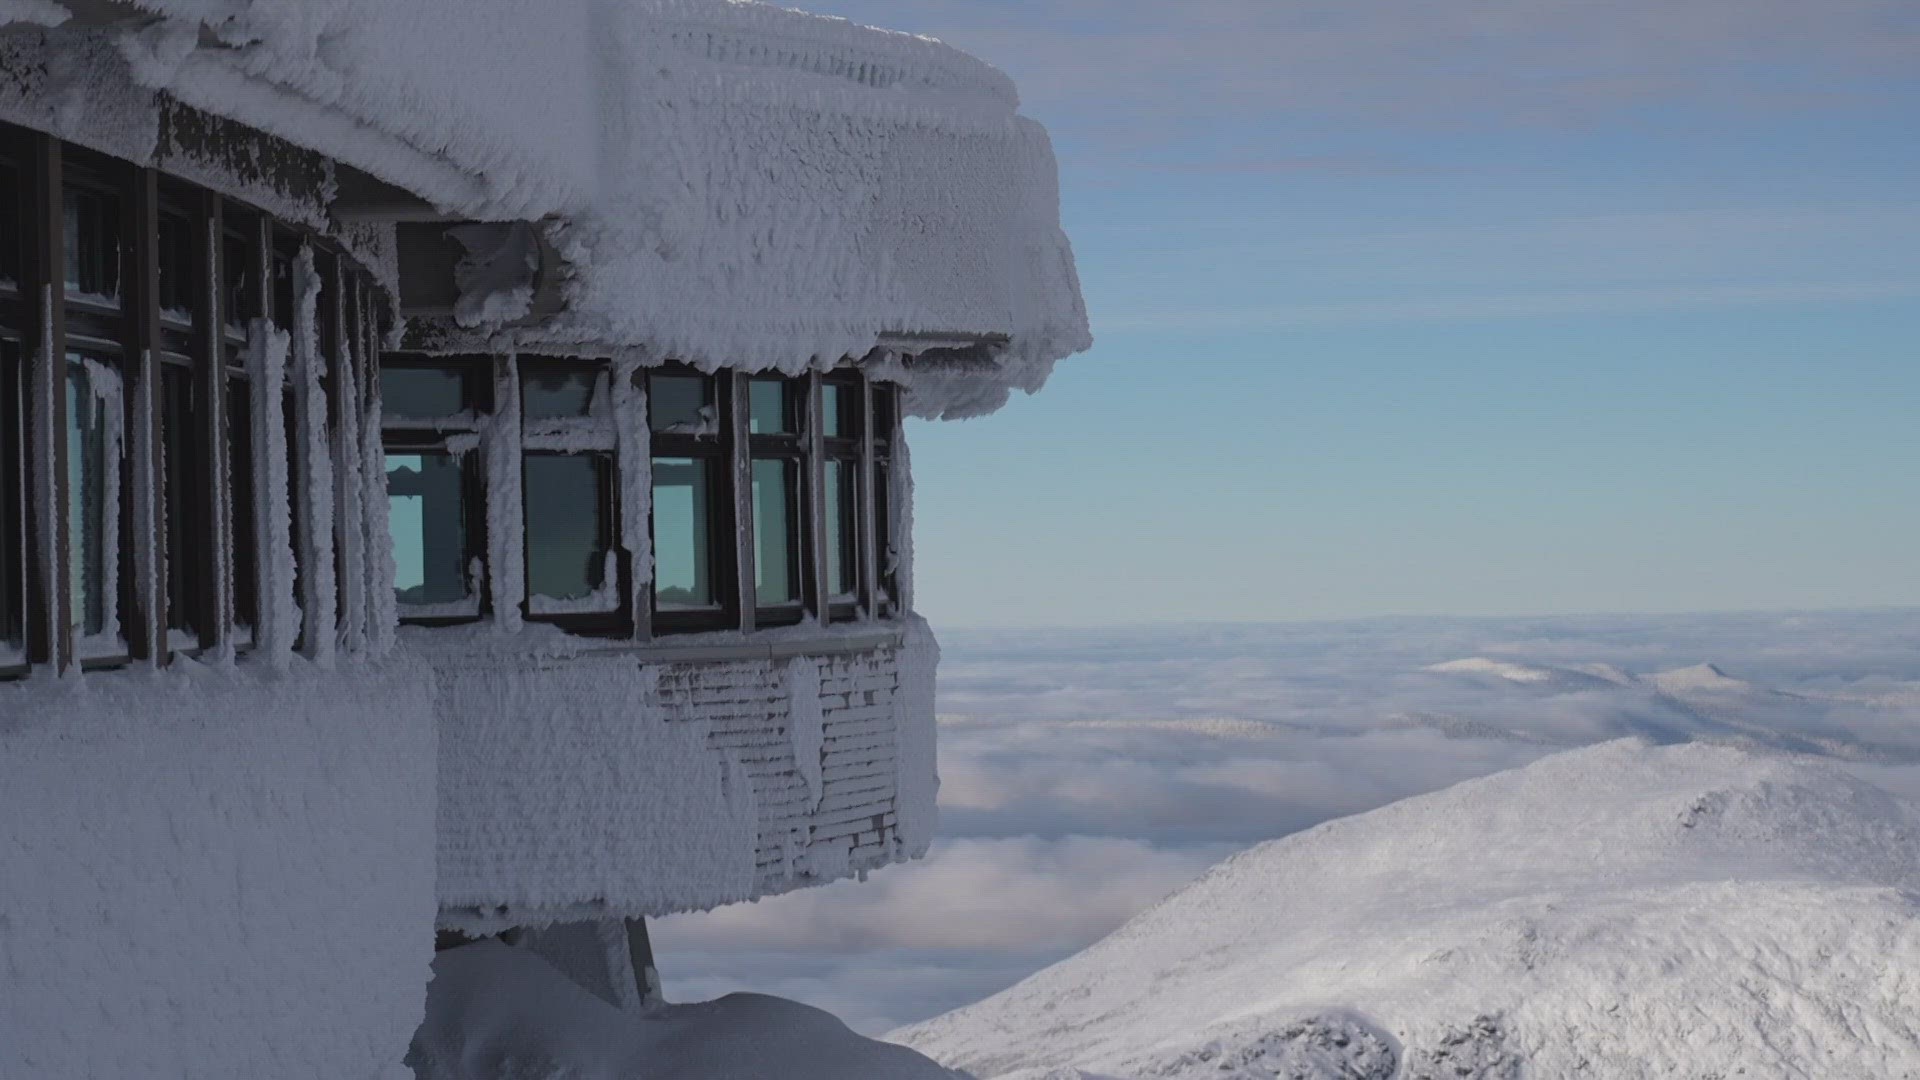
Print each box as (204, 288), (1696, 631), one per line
(524, 453), (608, 601)
(386, 451), (470, 605)
(752, 458), (798, 605)
(652, 456), (713, 609)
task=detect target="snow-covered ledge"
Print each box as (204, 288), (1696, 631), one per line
(421, 617), (940, 934)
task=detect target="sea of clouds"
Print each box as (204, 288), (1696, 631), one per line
(651, 609), (1920, 1034)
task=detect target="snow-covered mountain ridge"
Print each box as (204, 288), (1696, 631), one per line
(895, 739), (1920, 1079)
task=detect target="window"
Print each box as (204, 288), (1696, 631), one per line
(62, 182), (120, 308)
(0, 123), (390, 673)
(387, 451), (472, 607)
(1, 341), (23, 663)
(382, 358), (487, 619)
(66, 353), (124, 655)
(652, 457), (715, 611)
(520, 360), (620, 622)
(159, 360), (204, 647)
(649, 369), (730, 630)
(872, 383), (900, 616)
(155, 206), (195, 326)
(523, 362), (601, 420)
(525, 452), (614, 611)
(372, 354), (906, 640)
(820, 375), (862, 616)
(226, 373), (256, 640)
(223, 210), (260, 643)
(222, 222), (257, 338)
(748, 377), (804, 621)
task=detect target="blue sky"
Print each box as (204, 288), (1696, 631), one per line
(803, 0), (1920, 627)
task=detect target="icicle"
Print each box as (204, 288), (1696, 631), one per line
(72, 356), (125, 656)
(612, 353), (651, 634)
(246, 319), (297, 670)
(485, 354), (521, 632)
(332, 288), (367, 659)
(359, 290), (397, 654)
(896, 416), (916, 616)
(291, 246), (337, 668)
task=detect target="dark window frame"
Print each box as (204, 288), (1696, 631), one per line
(0, 119), (388, 677)
(649, 364), (738, 634)
(381, 353), (492, 626)
(521, 357), (628, 636)
(747, 375), (808, 627)
(820, 371), (865, 622)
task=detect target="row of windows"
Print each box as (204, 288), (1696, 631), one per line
(0, 121), (912, 675)
(0, 125), (384, 674)
(382, 357), (902, 636)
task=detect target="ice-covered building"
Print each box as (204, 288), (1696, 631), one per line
(0, 1), (1086, 1075)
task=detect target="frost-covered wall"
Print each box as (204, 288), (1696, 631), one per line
(0, 660), (439, 1079)
(93, 0), (1091, 417)
(430, 623), (939, 931)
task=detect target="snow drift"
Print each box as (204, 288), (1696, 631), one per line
(896, 739), (1920, 1079)
(0, 658), (439, 1079)
(411, 940), (961, 1080)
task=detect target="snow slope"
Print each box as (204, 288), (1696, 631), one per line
(895, 739), (1920, 1079)
(411, 940), (962, 1080)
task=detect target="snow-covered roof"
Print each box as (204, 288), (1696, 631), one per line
(94, 0), (1091, 418)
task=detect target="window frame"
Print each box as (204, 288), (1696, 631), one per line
(871, 381), (901, 619)
(520, 357), (627, 633)
(0, 121), (391, 678)
(819, 371), (865, 622)
(647, 364), (738, 635)
(746, 374), (808, 627)
(380, 353), (492, 625)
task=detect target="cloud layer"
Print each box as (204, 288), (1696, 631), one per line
(652, 610), (1920, 1035)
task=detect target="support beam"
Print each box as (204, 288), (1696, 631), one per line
(730, 371), (755, 634)
(806, 371), (828, 625)
(124, 166), (163, 664)
(197, 193), (232, 657)
(25, 132), (68, 669)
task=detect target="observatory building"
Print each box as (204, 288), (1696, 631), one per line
(0, 1), (1087, 1075)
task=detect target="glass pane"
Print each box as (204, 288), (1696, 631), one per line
(161, 365), (201, 638)
(271, 248), (294, 333)
(524, 453), (609, 602)
(0, 163), (21, 291)
(821, 383), (843, 438)
(1, 343), (23, 653)
(66, 356), (117, 641)
(652, 456), (714, 609)
(63, 186), (121, 306)
(826, 458), (857, 598)
(381, 366), (469, 420)
(752, 458), (798, 606)
(873, 383), (897, 444)
(649, 373), (711, 432)
(157, 211), (195, 322)
(386, 452), (470, 606)
(223, 228), (255, 331)
(749, 379), (791, 435)
(874, 457), (894, 605)
(227, 377), (256, 633)
(522, 364), (601, 420)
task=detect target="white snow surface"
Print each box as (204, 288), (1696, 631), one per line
(104, 0), (1091, 417)
(0, 0), (67, 27)
(896, 738), (1920, 1079)
(412, 940), (962, 1080)
(0, 657), (439, 1079)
